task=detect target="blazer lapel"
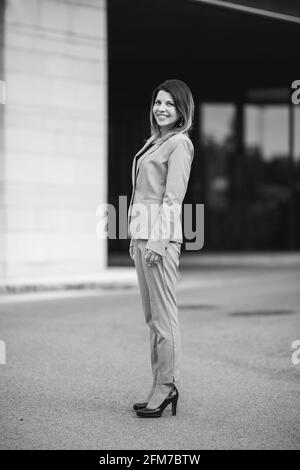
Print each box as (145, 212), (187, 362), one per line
(131, 136), (155, 187)
(135, 137), (168, 176)
(131, 135), (166, 188)
(134, 135), (155, 158)
(136, 143), (158, 175)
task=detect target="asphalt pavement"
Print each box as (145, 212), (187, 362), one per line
(0, 266), (300, 450)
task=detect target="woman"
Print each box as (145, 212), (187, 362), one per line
(128, 79), (194, 418)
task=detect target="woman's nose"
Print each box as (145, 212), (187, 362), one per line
(158, 103), (166, 111)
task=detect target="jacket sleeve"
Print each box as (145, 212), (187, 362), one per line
(145, 136), (194, 257)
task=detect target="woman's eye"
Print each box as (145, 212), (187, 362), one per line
(154, 101), (175, 106)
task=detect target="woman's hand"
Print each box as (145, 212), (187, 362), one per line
(145, 248), (162, 267)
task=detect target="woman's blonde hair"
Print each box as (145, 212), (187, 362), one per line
(149, 79), (194, 144)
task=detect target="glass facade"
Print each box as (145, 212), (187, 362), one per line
(108, 0), (300, 257)
(200, 100), (300, 251)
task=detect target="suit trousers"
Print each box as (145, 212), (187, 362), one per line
(132, 239), (181, 385)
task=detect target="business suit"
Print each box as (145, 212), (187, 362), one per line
(128, 132), (194, 384)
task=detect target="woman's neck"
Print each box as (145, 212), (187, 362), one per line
(159, 126), (173, 137)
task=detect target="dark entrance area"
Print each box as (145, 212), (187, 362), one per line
(107, 0), (300, 259)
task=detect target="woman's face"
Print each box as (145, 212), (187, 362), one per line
(153, 90), (180, 132)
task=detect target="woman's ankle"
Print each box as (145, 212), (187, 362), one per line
(146, 381), (158, 401)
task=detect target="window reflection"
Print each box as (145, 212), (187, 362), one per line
(201, 104), (237, 249)
(245, 106), (289, 160)
(295, 107), (300, 248)
(295, 108), (300, 161)
(202, 104), (235, 211)
(244, 105), (290, 249)
(201, 101), (298, 250)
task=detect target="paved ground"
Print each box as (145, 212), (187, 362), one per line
(0, 266), (300, 450)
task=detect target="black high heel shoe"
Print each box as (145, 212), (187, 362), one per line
(132, 401), (148, 411)
(136, 386), (179, 418)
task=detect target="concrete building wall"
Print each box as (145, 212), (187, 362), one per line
(0, 1), (6, 279)
(0, 0), (107, 280)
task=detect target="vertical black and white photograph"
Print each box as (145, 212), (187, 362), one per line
(0, 0), (300, 454)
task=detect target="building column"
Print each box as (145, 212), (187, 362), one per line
(0, 0), (107, 280)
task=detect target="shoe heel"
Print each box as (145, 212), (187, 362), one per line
(171, 396), (178, 416)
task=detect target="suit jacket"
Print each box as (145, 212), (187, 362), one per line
(128, 132), (194, 257)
